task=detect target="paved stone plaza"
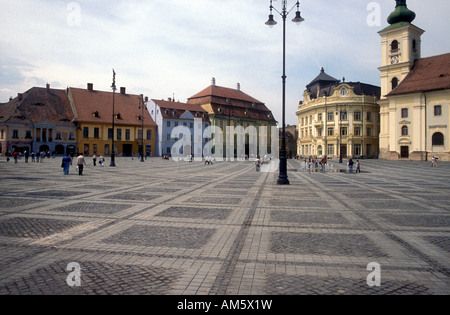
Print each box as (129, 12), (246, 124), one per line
(0, 156), (448, 295)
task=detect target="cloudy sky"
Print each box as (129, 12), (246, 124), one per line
(1, 0), (449, 125)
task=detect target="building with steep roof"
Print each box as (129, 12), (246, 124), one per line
(0, 84), (76, 156)
(147, 98), (210, 157)
(187, 78), (277, 159)
(296, 68), (380, 159)
(378, 0), (450, 160)
(68, 84), (157, 157)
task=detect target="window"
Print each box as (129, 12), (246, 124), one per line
(318, 145), (323, 156)
(318, 114), (322, 121)
(117, 129), (122, 140)
(340, 127), (347, 136)
(167, 134), (171, 141)
(69, 132), (75, 140)
(167, 121), (171, 127)
(137, 130), (143, 140)
(392, 77), (399, 90)
(108, 128), (113, 139)
(401, 108), (408, 118)
(354, 112), (361, 121)
(340, 111), (347, 120)
(367, 112), (372, 121)
(367, 128), (372, 136)
(174, 122), (179, 127)
(327, 127), (334, 136)
(354, 144), (362, 156)
(147, 130), (152, 140)
(327, 144), (334, 155)
(391, 40), (399, 52)
(125, 129), (131, 140)
(327, 112), (334, 121)
(354, 127), (361, 136)
(434, 105), (442, 116)
(0, 130), (3, 139)
(25, 131), (32, 139)
(366, 144), (372, 156)
(83, 127), (89, 138)
(94, 128), (99, 138)
(190, 123), (193, 129)
(401, 126), (408, 136)
(318, 128), (322, 137)
(432, 132), (444, 146)
(56, 132), (62, 140)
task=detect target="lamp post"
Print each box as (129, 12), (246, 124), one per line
(266, 0), (304, 185)
(140, 95), (145, 163)
(110, 69), (116, 167)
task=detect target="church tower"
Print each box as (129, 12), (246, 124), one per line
(378, 0), (424, 98)
(378, 0), (424, 159)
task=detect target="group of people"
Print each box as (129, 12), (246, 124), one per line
(61, 154), (105, 175)
(347, 158), (361, 173)
(7, 150), (50, 163)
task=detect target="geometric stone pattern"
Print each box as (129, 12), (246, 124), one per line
(265, 274), (431, 295)
(157, 206), (232, 220)
(0, 260), (181, 295)
(0, 157), (449, 295)
(102, 225), (216, 249)
(270, 232), (387, 258)
(0, 217), (81, 239)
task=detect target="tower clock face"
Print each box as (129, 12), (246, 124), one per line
(391, 55), (399, 64)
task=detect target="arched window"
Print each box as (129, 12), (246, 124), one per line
(392, 77), (399, 90)
(401, 126), (408, 136)
(412, 39), (417, 52)
(432, 132), (444, 146)
(391, 40), (399, 52)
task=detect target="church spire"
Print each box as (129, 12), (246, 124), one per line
(387, 0), (416, 25)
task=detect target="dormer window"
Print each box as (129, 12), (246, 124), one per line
(115, 113), (121, 120)
(92, 111), (99, 117)
(341, 88), (347, 96)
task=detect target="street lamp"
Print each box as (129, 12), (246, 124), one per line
(110, 69), (117, 167)
(139, 95), (145, 163)
(265, 0), (304, 185)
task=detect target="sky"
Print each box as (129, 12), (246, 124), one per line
(1, 0), (449, 126)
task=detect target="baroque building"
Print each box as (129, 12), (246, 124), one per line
(296, 69), (380, 159)
(187, 78), (277, 159)
(0, 84), (76, 156)
(68, 84), (157, 157)
(378, 0), (450, 160)
(147, 98), (210, 157)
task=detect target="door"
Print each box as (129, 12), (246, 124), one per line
(122, 144), (132, 156)
(400, 146), (409, 158)
(340, 145), (347, 158)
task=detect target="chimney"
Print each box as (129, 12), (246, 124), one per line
(46, 83), (50, 93)
(120, 87), (126, 95)
(87, 83), (94, 91)
(211, 77), (216, 86)
(236, 83), (241, 91)
(144, 96), (149, 102)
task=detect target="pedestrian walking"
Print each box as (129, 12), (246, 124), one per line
(61, 154), (72, 175)
(76, 154), (87, 176)
(99, 155), (105, 166)
(31, 152), (35, 162)
(40, 151), (45, 163)
(255, 158), (261, 172)
(24, 151), (29, 163)
(348, 158), (354, 173)
(13, 151), (19, 164)
(431, 156), (438, 167)
(356, 159), (361, 173)
(93, 154), (97, 166)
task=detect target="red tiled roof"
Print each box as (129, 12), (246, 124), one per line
(69, 87), (156, 126)
(189, 85), (264, 105)
(0, 87), (74, 126)
(388, 53), (450, 96)
(151, 99), (209, 122)
(188, 84), (276, 123)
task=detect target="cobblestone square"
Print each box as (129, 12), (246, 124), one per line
(0, 156), (449, 295)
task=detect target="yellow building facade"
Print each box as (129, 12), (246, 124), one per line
(297, 69), (381, 159)
(378, 1), (450, 160)
(69, 85), (157, 157)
